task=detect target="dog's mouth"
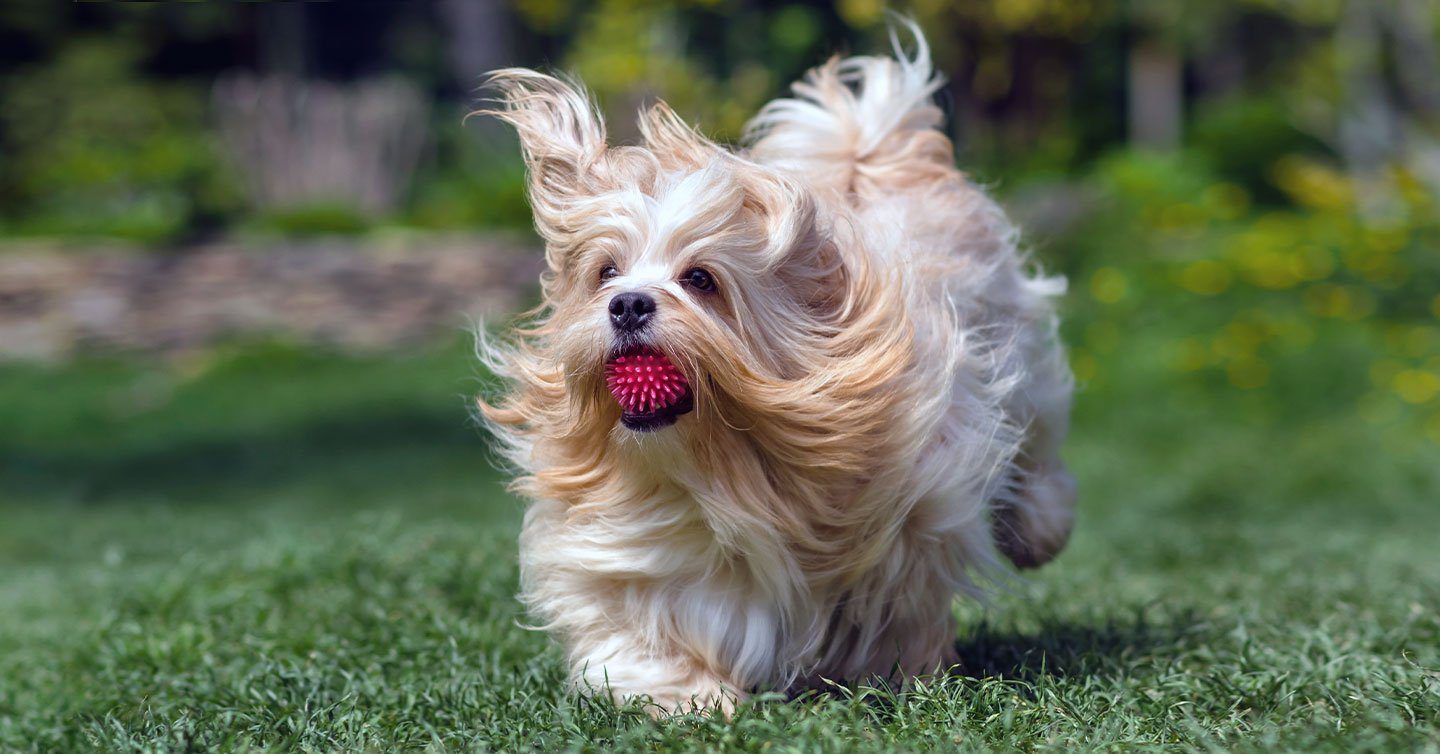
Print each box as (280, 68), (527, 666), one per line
(604, 345), (694, 432)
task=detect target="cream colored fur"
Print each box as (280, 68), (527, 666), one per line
(477, 24), (1076, 715)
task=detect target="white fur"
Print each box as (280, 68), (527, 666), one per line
(479, 22), (1076, 715)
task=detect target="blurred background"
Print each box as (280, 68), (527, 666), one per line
(1, 1), (1437, 411)
(2, 1), (1438, 520)
(3, 0), (1439, 561)
(2, 2), (1438, 747)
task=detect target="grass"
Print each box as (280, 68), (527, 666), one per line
(1, 330), (1437, 753)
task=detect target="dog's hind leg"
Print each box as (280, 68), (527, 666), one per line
(991, 310), (1077, 570)
(993, 454), (1076, 569)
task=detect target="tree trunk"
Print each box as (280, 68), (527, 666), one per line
(438, 0), (509, 92)
(1128, 35), (1183, 151)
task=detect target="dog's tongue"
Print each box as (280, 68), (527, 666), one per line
(605, 348), (689, 414)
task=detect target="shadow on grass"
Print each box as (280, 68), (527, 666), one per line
(780, 610), (1200, 707)
(1, 407), (496, 505)
(951, 610), (1198, 683)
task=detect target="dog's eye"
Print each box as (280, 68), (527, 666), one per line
(599, 264), (619, 283)
(682, 268), (716, 293)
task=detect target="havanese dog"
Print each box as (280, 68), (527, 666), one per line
(478, 23), (1076, 715)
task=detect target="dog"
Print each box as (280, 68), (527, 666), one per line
(478, 25), (1076, 714)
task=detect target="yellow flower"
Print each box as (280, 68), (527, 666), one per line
(1090, 267), (1128, 304)
(1370, 359), (1403, 388)
(1201, 183), (1250, 221)
(1159, 203), (1205, 233)
(1241, 249), (1301, 289)
(1227, 358), (1270, 390)
(1168, 338), (1211, 372)
(1271, 155), (1354, 211)
(1290, 245), (1334, 282)
(837, 0), (884, 27)
(993, 0), (1045, 30)
(1303, 284), (1375, 320)
(1364, 226), (1408, 255)
(1178, 260), (1232, 295)
(1393, 370), (1440, 404)
(514, 0), (571, 30)
(1212, 319), (1267, 362)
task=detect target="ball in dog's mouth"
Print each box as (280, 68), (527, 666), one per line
(605, 346), (694, 431)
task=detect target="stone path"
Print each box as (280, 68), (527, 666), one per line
(0, 234), (542, 361)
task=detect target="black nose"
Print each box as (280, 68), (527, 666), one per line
(608, 292), (656, 332)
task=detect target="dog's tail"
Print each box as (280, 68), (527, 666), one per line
(742, 19), (952, 199)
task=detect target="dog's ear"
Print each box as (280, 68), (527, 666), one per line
(638, 101), (714, 169)
(481, 69), (607, 241)
(740, 169), (849, 316)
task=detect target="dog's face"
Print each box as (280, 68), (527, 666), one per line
(542, 161), (840, 435)
(486, 71), (845, 437)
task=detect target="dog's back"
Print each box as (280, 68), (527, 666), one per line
(745, 24), (1078, 572)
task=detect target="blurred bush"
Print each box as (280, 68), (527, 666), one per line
(403, 121), (532, 231)
(0, 0), (1435, 441)
(249, 204), (374, 238)
(1188, 94), (1330, 205)
(0, 38), (239, 243)
(512, 0), (836, 142)
(1058, 146), (1439, 443)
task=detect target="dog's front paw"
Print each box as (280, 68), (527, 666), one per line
(575, 652), (744, 718)
(647, 686), (742, 718)
(603, 672), (744, 718)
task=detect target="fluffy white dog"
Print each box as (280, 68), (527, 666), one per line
(478, 25), (1076, 714)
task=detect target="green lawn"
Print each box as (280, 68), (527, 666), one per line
(2, 333), (1437, 752)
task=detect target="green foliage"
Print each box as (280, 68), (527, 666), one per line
(1060, 147), (1440, 442)
(405, 121), (534, 232)
(248, 204), (374, 238)
(0, 38), (238, 243)
(1, 0), (1434, 249)
(510, 1), (849, 143)
(1187, 94), (1331, 204)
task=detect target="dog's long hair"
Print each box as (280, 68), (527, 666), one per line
(478, 25), (1075, 711)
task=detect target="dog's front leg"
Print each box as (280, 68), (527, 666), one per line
(521, 501), (749, 715)
(569, 633), (743, 716)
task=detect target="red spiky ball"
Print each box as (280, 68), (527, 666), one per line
(605, 349), (689, 414)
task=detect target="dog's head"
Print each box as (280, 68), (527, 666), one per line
(481, 70), (853, 439)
